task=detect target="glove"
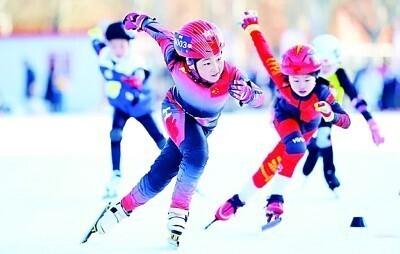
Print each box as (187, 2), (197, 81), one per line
(123, 12), (152, 31)
(314, 101), (334, 122)
(229, 80), (254, 105)
(241, 10), (259, 30)
(121, 76), (142, 89)
(367, 119), (384, 145)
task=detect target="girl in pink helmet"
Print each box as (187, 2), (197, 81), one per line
(209, 11), (351, 229)
(82, 12), (264, 247)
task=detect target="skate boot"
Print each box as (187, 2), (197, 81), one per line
(325, 170), (340, 191)
(167, 208), (189, 247)
(95, 201), (130, 234)
(81, 201), (130, 243)
(216, 194), (245, 221)
(103, 170), (121, 199)
(262, 194), (284, 231)
(205, 194), (245, 229)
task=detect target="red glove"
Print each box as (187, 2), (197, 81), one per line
(123, 12), (152, 31)
(241, 11), (259, 30)
(314, 101), (334, 122)
(121, 76), (142, 89)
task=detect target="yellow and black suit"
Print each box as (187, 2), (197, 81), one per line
(302, 67), (373, 190)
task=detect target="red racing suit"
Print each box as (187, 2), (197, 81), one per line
(246, 27), (351, 187)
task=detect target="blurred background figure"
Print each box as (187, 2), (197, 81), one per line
(0, 0), (399, 113)
(43, 53), (70, 113)
(353, 59), (385, 111)
(24, 60), (35, 103)
(0, 91), (11, 114)
(22, 59), (45, 114)
(381, 71), (400, 110)
(88, 21), (166, 199)
(302, 34), (384, 194)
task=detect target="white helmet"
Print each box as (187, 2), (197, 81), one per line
(312, 34), (341, 65)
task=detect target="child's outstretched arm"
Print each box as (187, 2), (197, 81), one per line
(123, 12), (180, 71)
(241, 11), (286, 90)
(336, 68), (384, 144)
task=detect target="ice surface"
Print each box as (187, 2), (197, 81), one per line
(0, 111), (399, 254)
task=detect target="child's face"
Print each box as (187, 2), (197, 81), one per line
(288, 74), (317, 97)
(195, 53), (224, 83)
(109, 39), (130, 59)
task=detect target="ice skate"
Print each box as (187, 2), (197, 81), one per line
(103, 170), (121, 199)
(325, 170), (340, 191)
(81, 201), (130, 243)
(205, 194), (245, 230)
(167, 208), (189, 247)
(262, 194), (284, 231)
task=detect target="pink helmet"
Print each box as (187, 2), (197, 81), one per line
(174, 20), (224, 59)
(281, 45), (321, 75)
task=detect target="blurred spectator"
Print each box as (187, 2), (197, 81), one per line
(380, 73), (400, 110)
(24, 60), (36, 100)
(247, 64), (275, 107)
(44, 53), (70, 113)
(24, 60), (36, 113)
(353, 59), (384, 110)
(44, 54), (62, 112)
(0, 92), (11, 114)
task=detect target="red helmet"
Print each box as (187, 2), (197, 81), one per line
(281, 45), (321, 75)
(174, 20), (224, 59)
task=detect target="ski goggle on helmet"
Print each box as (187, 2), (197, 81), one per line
(281, 44), (321, 76)
(173, 20), (224, 59)
(312, 34), (341, 66)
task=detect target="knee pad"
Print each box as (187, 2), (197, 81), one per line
(284, 132), (306, 154)
(110, 128), (123, 142)
(316, 127), (332, 148)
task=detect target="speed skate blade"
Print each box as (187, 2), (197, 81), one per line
(261, 217), (282, 231)
(204, 218), (218, 230)
(80, 202), (111, 244)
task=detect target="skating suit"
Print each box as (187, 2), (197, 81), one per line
(92, 40), (165, 171)
(121, 21), (264, 210)
(325, 68), (372, 123)
(245, 27), (351, 187)
(92, 40), (154, 118)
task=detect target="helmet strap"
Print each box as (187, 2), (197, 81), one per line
(185, 58), (213, 86)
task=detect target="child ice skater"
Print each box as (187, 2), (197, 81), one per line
(210, 12), (351, 229)
(302, 34), (384, 191)
(84, 13), (264, 247)
(89, 21), (166, 198)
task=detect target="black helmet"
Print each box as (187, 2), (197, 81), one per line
(105, 21), (133, 41)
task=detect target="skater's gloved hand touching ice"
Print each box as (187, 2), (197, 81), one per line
(229, 80), (254, 105)
(314, 101), (334, 122)
(123, 12), (154, 31)
(367, 119), (384, 145)
(241, 10), (259, 30)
